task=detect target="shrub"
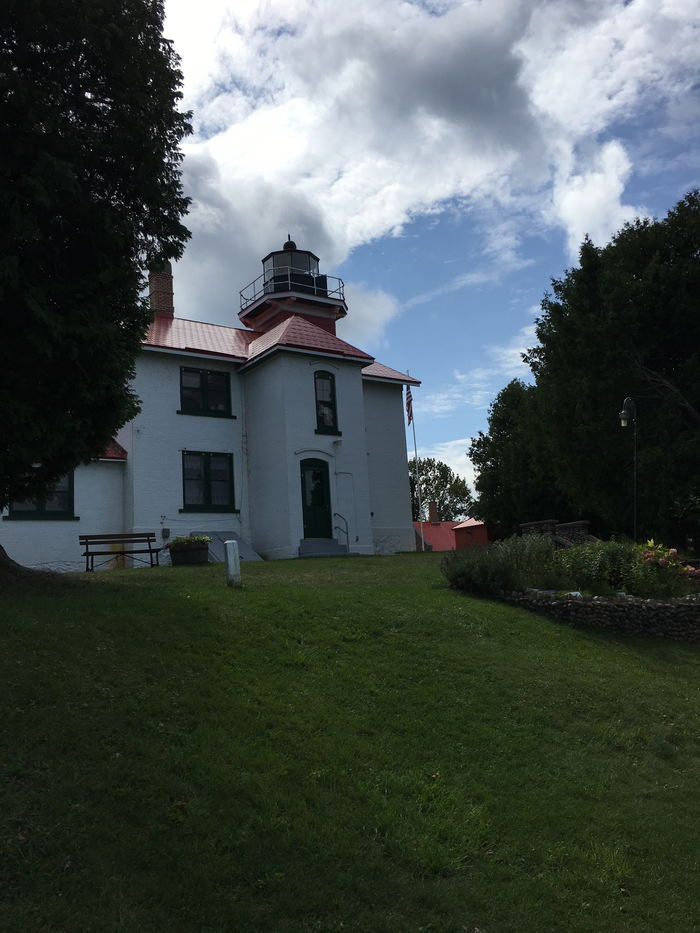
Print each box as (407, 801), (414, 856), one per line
(443, 535), (699, 599)
(492, 534), (563, 592)
(442, 535), (562, 596)
(621, 540), (699, 598)
(441, 546), (501, 596)
(165, 535), (212, 551)
(554, 540), (637, 595)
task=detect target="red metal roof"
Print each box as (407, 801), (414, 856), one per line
(100, 441), (128, 460)
(452, 518), (485, 529)
(362, 361), (420, 385)
(413, 521), (460, 551)
(143, 312), (419, 383)
(145, 315), (255, 360)
(246, 315), (373, 363)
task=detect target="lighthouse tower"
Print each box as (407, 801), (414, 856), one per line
(238, 237), (348, 335)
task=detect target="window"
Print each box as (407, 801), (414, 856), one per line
(7, 473), (76, 520)
(179, 368), (232, 417)
(181, 452), (235, 512)
(314, 371), (340, 435)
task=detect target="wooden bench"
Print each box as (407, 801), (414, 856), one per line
(79, 532), (161, 572)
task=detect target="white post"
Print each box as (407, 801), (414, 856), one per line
(224, 539), (242, 588)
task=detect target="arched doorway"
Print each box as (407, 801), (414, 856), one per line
(300, 458), (332, 539)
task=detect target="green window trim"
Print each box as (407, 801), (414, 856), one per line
(5, 473), (77, 520)
(4, 513), (80, 521)
(182, 451), (235, 511)
(178, 507), (241, 514)
(180, 367), (233, 417)
(177, 410), (237, 420)
(314, 370), (339, 434)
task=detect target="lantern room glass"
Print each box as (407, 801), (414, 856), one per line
(263, 251), (319, 279)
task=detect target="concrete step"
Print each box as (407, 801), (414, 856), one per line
(298, 538), (348, 558)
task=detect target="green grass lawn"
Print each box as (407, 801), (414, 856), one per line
(2, 554), (700, 933)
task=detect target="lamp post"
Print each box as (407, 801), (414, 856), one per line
(618, 397), (638, 541)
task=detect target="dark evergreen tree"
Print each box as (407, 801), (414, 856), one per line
(470, 193), (700, 544)
(524, 191), (700, 543)
(469, 380), (572, 538)
(408, 457), (473, 521)
(0, 0), (191, 509)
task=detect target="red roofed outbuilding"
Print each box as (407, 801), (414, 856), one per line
(413, 503), (492, 552)
(453, 518), (492, 549)
(413, 520), (462, 551)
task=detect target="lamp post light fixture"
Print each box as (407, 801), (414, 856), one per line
(619, 397), (638, 541)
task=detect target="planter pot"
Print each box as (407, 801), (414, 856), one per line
(169, 544), (209, 566)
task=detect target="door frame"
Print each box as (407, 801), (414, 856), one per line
(300, 457), (333, 539)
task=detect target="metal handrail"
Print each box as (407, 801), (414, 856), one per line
(333, 512), (349, 546)
(240, 266), (345, 311)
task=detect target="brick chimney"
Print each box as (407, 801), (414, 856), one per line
(428, 500), (439, 523)
(149, 261), (174, 316)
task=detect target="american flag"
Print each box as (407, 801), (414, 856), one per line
(405, 385), (413, 425)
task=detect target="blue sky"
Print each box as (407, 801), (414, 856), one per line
(163, 0), (699, 488)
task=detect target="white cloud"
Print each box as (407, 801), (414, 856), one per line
(418, 322), (536, 417)
(482, 322), (537, 377)
(551, 141), (646, 256)
(405, 268), (495, 310)
(516, 0), (699, 139)
(418, 382), (491, 416)
(416, 437), (476, 489)
(405, 214), (536, 309)
(337, 284), (401, 347)
(163, 0), (699, 336)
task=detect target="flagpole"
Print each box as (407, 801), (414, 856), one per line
(412, 417), (425, 552)
(406, 378), (425, 551)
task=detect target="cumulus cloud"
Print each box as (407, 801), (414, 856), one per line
(416, 437), (476, 489)
(164, 0), (699, 333)
(551, 141), (646, 256)
(338, 284), (401, 348)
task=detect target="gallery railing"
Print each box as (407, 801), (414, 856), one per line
(240, 267), (345, 311)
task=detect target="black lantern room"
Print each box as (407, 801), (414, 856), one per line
(239, 236), (347, 331)
(261, 236), (326, 297)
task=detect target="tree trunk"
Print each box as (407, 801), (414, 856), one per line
(0, 543), (33, 579)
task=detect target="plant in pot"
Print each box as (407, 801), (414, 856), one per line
(166, 535), (212, 566)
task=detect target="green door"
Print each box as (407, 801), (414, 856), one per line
(300, 458), (332, 538)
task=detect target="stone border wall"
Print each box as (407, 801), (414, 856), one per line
(501, 591), (700, 644)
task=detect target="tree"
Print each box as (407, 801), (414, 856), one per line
(468, 380), (572, 538)
(523, 191), (700, 543)
(0, 0), (191, 512)
(408, 457), (473, 521)
(467, 191), (699, 545)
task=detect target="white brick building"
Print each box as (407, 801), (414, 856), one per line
(2, 241), (419, 569)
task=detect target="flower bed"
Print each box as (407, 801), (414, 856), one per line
(443, 536), (699, 600)
(443, 535), (700, 642)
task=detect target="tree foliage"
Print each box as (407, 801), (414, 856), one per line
(471, 191), (700, 545)
(468, 380), (572, 538)
(0, 0), (191, 508)
(408, 457), (473, 521)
